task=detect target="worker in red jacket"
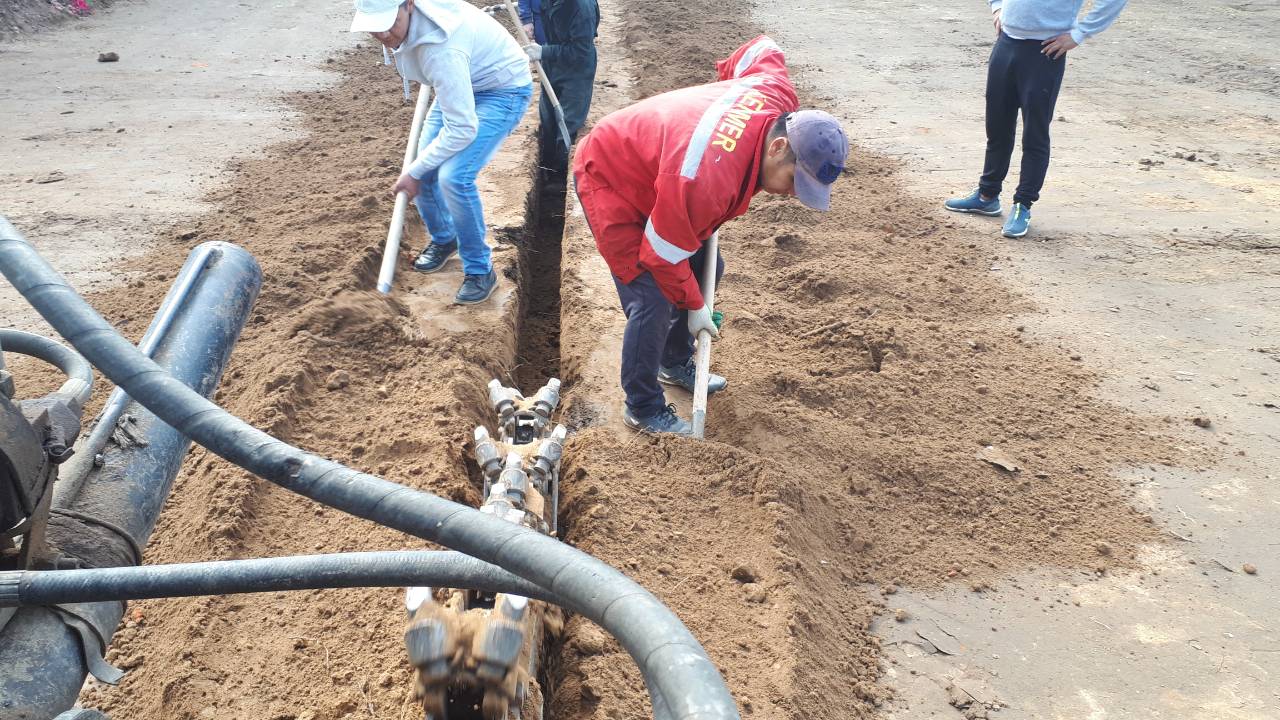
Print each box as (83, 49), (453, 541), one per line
(573, 36), (849, 435)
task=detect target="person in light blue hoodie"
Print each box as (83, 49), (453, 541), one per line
(352, 0), (533, 304)
(944, 0), (1128, 238)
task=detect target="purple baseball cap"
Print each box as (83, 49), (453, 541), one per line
(787, 110), (849, 211)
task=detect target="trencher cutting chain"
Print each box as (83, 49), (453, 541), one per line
(404, 378), (566, 720)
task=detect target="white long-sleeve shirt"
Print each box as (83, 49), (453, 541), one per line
(989, 0), (1129, 44)
(393, 0), (532, 178)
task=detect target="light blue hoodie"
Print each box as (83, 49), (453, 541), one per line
(393, 0), (532, 178)
(989, 0), (1128, 45)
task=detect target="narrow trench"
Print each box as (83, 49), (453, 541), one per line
(514, 141), (575, 719)
(512, 149), (569, 391)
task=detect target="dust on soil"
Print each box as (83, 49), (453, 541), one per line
(74, 50), (533, 719)
(547, 0), (1195, 718)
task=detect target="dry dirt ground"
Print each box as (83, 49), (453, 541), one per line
(752, 1), (1280, 717)
(0, 1), (1276, 720)
(0, 0), (116, 40)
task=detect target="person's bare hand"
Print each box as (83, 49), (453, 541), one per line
(1041, 32), (1078, 59)
(392, 172), (420, 198)
(993, 8), (1002, 36)
(522, 22), (535, 39)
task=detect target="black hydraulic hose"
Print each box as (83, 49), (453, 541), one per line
(0, 328), (93, 407)
(0, 218), (738, 720)
(0, 551), (552, 607)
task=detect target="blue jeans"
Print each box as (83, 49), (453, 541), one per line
(415, 84), (533, 275)
(611, 247), (724, 418)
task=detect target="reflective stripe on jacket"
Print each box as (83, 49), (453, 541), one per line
(573, 36), (798, 309)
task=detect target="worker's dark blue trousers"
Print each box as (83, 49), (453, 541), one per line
(978, 33), (1066, 208)
(611, 248), (724, 419)
(539, 51), (597, 171)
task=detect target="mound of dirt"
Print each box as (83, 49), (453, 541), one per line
(73, 49), (535, 720)
(546, 0), (1192, 717)
(24, 0), (1196, 718)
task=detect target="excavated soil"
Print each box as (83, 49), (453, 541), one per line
(46, 2), (1190, 720)
(548, 0), (1190, 718)
(73, 50), (537, 719)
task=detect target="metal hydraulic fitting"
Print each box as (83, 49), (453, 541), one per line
(472, 426), (503, 482)
(531, 378), (562, 423)
(528, 424), (567, 493)
(497, 452), (529, 509)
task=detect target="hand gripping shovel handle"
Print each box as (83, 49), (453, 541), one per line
(377, 84), (432, 295)
(500, 0), (573, 149)
(691, 231), (719, 439)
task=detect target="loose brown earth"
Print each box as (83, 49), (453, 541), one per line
(553, 1), (1189, 719)
(32, 1), (1192, 719)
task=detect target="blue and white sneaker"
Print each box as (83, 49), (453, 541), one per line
(944, 189), (1002, 216)
(1002, 202), (1031, 238)
(658, 358), (727, 395)
(623, 403), (692, 437)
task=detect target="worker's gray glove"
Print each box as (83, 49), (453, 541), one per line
(688, 304), (720, 339)
(524, 43), (543, 62)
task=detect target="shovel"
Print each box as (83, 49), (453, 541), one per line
(497, 0), (573, 149)
(691, 231), (719, 439)
(376, 83), (432, 295)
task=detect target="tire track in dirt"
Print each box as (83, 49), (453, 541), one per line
(547, 1), (1197, 718)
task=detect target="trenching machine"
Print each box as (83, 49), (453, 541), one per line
(0, 217), (738, 720)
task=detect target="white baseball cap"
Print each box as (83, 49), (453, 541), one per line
(349, 0), (403, 33)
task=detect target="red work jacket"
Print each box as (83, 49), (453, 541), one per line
(573, 36), (799, 310)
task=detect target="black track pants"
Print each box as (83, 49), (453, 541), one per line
(977, 33), (1066, 208)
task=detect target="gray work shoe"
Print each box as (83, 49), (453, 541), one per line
(454, 270), (497, 305)
(658, 358), (727, 395)
(623, 403), (692, 436)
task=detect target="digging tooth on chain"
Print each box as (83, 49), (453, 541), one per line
(487, 379), (521, 442)
(499, 452), (529, 510)
(474, 426), (504, 479)
(404, 598), (458, 720)
(528, 424), (566, 494)
(408, 378), (564, 720)
(530, 379), (561, 430)
(474, 594), (529, 718)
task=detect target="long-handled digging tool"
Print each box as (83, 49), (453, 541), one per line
(487, 0), (572, 150)
(691, 231), (719, 439)
(376, 83), (432, 295)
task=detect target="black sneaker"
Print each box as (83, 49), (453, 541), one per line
(658, 358), (727, 394)
(455, 269), (498, 305)
(622, 403), (692, 436)
(412, 241), (457, 273)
